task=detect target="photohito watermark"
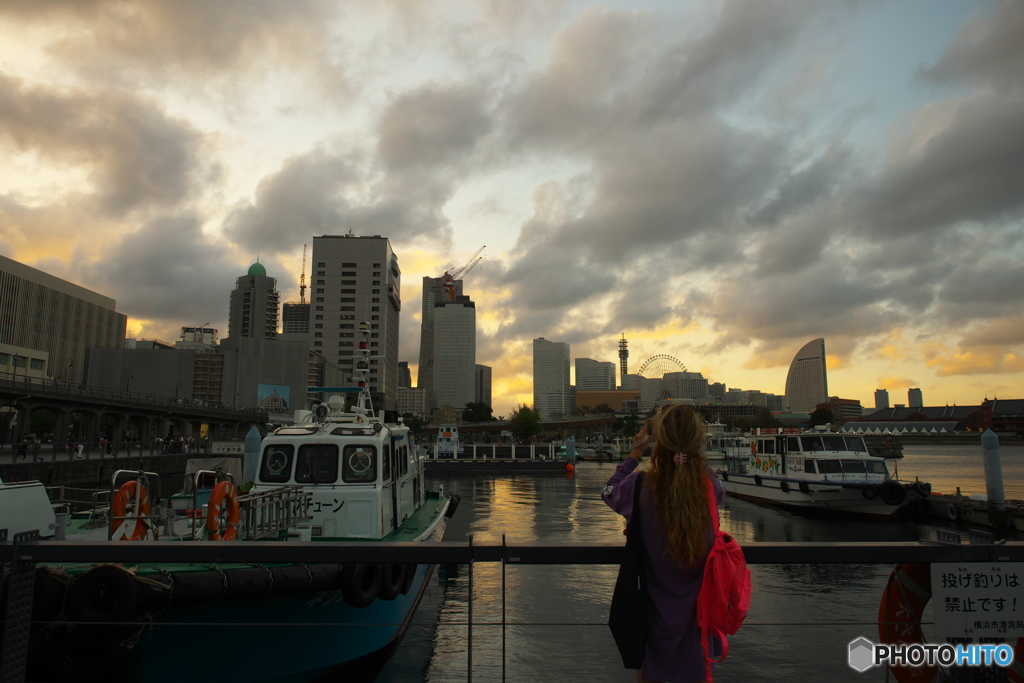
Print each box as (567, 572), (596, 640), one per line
(848, 638), (1015, 672)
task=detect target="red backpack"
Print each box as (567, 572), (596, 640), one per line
(696, 476), (751, 682)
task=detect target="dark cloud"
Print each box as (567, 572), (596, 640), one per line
(919, 0), (1024, 92)
(750, 144), (851, 226)
(378, 83), (492, 169)
(0, 74), (206, 217)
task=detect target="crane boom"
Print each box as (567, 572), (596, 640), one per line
(441, 245), (486, 300)
(299, 244), (307, 305)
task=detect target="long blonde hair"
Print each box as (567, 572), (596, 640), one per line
(645, 404), (710, 568)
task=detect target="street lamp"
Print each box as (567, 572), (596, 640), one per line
(12, 354), (21, 383)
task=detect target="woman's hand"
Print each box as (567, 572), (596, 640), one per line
(630, 420), (651, 460)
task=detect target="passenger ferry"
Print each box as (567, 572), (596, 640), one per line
(704, 421), (749, 463)
(717, 426), (929, 520)
(3, 322), (459, 682)
(434, 424), (463, 458)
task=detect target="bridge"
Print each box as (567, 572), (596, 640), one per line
(0, 370), (267, 452)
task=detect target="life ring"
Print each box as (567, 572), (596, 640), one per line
(111, 481), (151, 541)
(914, 481), (931, 497)
(879, 564), (1024, 683)
(206, 481), (240, 541)
(377, 563), (405, 601)
(798, 481), (810, 494)
(341, 563), (381, 608)
(779, 480), (790, 493)
(946, 503), (961, 521)
(862, 486), (879, 501)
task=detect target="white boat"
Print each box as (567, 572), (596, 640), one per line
(434, 424), (464, 458)
(704, 422), (750, 463)
(0, 321), (460, 682)
(717, 426), (929, 520)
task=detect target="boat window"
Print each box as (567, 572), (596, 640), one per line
(823, 436), (846, 451)
(819, 459), (842, 474)
(759, 439), (775, 455)
(804, 459), (817, 474)
(788, 437), (801, 453)
(844, 437), (866, 453)
(260, 445), (294, 483)
(295, 444), (339, 484)
(840, 459), (866, 473)
(865, 461), (888, 475)
(400, 444), (408, 476)
(342, 444), (377, 483)
(382, 443), (391, 482)
(801, 436), (822, 452)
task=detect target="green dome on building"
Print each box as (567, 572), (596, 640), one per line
(247, 262), (267, 277)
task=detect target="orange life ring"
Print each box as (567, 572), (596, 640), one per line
(111, 480), (151, 541)
(206, 481), (240, 541)
(879, 563), (1024, 682)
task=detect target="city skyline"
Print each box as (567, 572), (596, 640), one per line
(1, 1), (1021, 417)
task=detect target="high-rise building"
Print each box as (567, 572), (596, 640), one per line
(397, 386), (427, 418)
(417, 275), (463, 409)
(281, 302), (310, 335)
(784, 338), (828, 413)
(875, 389), (890, 410)
(533, 338), (570, 421)
(664, 371), (709, 399)
(310, 234), (401, 410)
(575, 358), (616, 390)
(433, 295), (475, 411)
(908, 388), (923, 408)
(397, 361), (412, 388)
(475, 364), (492, 408)
(228, 262), (280, 340)
(0, 254), (127, 380)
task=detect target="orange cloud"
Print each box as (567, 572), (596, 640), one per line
(876, 375), (917, 390)
(926, 350), (1024, 377)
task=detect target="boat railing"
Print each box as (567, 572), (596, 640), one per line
(237, 485), (312, 541)
(1, 535), (1022, 682)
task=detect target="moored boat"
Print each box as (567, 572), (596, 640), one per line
(0, 322), (459, 682)
(717, 426), (929, 520)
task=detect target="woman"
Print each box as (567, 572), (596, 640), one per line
(602, 405), (725, 683)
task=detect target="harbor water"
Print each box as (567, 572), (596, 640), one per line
(369, 444), (1023, 682)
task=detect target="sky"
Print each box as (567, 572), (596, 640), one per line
(1, 0), (1022, 418)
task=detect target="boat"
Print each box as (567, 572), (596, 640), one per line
(716, 426), (930, 520)
(704, 422), (750, 463)
(434, 424), (464, 458)
(1, 322), (459, 682)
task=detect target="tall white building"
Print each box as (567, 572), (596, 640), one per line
(433, 295), (476, 411)
(418, 275), (463, 409)
(533, 338), (570, 421)
(575, 358), (616, 390)
(875, 389), (890, 410)
(908, 387), (923, 408)
(784, 338), (828, 413)
(310, 234), (401, 410)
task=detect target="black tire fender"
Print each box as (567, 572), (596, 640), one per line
(400, 563), (417, 595)
(862, 486), (879, 501)
(798, 481), (810, 494)
(341, 563), (381, 608)
(377, 563), (404, 601)
(946, 503), (961, 521)
(878, 481), (907, 507)
(65, 564), (139, 624)
(779, 480), (790, 493)
(754, 475), (762, 486)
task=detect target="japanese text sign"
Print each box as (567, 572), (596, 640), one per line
(931, 563), (1024, 638)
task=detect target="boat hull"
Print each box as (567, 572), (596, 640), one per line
(719, 472), (917, 520)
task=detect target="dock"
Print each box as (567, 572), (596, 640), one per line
(423, 458), (573, 473)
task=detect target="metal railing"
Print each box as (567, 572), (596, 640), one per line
(2, 537), (1023, 681)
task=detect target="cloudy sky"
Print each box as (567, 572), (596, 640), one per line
(2, 0), (1022, 416)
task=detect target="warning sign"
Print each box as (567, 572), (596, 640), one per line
(931, 563), (1024, 638)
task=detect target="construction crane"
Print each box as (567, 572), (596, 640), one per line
(299, 244), (307, 305)
(442, 245), (485, 300)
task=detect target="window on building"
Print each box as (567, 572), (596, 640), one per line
(341, 280), (356, 285)
(340, 298), (355, 303)
(314, 341), (322, 347)
(372, 280), (380, 286)
(372, 289), (380, 294)
(317, 270), (325, 276)
(370, 342), (379, 347)
(373, 271), (380, 277)
(371, 315), (379, 321)
(340, 306), (354, 311)
(315, 315), (323, 320)
(316, 288), (324, 293)
(371, 306), (380, 312)
(339, 333), (354, 338)
(30, 359), (43, 370)
(370, 360), (379, 365)
(316, 280), (325, 285)
(314, 332), (323, 338)
(0, 353), (8, 365)
(371, 298), (380, 303)
(339, 342), (353, 347)
(373, 263), (381, 267)
(340, 324), (354, 329)
(370, 324), (379, 329)
(370, 333), (379, 338)
(316, 297), (324, 303)
(317, 262), (325, 267)
(342, 271), (356, 276)
(315, 306), (323, 311)
(342, 262), (357, 267)
(314, 324), (323, 329)
(341, 289), (356, 294)
(341, 314), (354, 320)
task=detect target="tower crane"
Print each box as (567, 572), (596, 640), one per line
(442, 245), (485, 300)
(299, 244), (307, 305)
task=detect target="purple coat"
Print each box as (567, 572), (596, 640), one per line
(602, 458), (725, 683)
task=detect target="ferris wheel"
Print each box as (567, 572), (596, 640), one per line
(637, 354), (686, 379)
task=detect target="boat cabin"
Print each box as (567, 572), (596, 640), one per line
(747, 432), (894, 483)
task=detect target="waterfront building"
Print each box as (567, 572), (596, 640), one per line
(784, 338), (828, 413)
(432, 295), (476, 413)
(664, 371), (709, 400)
(417, 275), (462, 409)
(533, 338), (570, 421)
(575, 358), (616, 391)
(620, 373), (662, 412)
(816, 397), (863, 425)
(875, 389), (890, 410)
(228, 262), (279, 340)
(397, 361), (412, 389)
(310, 234), (402, 410)
(281, 302), (310, 335)
(397, 386), (427, 418)
(475, 364), (492, 408)
(982, 398), (1024, 436)
(908, 388), (923, 408)
(0, 254), (127, 382)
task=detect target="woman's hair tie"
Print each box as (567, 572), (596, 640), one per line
(674, 453), (688, 465)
